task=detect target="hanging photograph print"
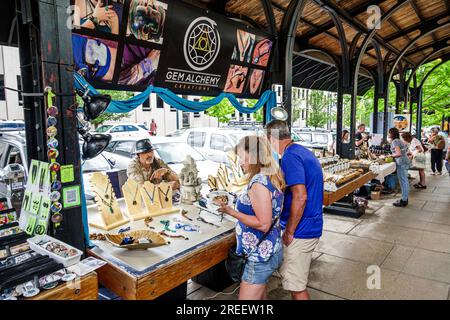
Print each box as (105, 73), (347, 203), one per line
(72, 0), (124, 35)
(71, 0), (274, 97)
(72, 34), (118, 82)
(224, 65), (248, 94)
(246, 69), (265, 95)
(126, 0), (167, 45)
(232, 29), (255, 64)
(119, 45), (160, 86)
(252, 37), (272, 67)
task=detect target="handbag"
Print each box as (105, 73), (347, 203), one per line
(225, 216), (279, 282)
(411, 152), (426, 169)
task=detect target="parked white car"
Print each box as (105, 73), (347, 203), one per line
(104, 136), (220, 183)
(173, 127), (256, 164)
(94, 123), (151, 139)
(292, 128), (334, 153)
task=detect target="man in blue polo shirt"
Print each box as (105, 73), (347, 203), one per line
(265, 120), (323, 300)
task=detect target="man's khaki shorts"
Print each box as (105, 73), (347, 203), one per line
(279, 237), (320, 292)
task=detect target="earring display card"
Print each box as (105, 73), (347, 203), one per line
(19, 160), (53, 237)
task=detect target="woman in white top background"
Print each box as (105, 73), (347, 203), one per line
(402, 132), (427, 189)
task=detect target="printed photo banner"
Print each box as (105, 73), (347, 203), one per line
(70, 0), (274, 98)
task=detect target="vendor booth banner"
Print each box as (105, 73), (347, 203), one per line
(70, 0), (274, 98)
(393, 114), (411, 133)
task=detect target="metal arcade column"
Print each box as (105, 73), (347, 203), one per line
(16, 0), (85, 250)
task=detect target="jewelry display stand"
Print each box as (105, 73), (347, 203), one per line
(227, 152), (247, 187)
(122, 179), (152, 221)
(140, 181), (180, 217)
(89, 172), (129, 231)
(216, 165), (245, 194)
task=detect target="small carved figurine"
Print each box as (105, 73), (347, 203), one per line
(179, 155), (202, 204)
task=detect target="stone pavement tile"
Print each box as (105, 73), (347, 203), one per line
(430, 211), (450, 226)
(309, 254), (449, 300)
(400, 248), (450, 284)
(190, 283), (240, 300)
(315, 231), (393, 265)
(349, 221), (424, 247)
(407, 192), (449, 203)
(323, 216), (362, 234)
(381, 245), (414, 272)
(377, 198), (426, 211)
(432, 188), (450, 195)
(373, 206), (434, 222)
(424, 222), (450, 235)
(417, 231), (450, 254)
(360, 212), (429, 231)
(187, 279), (202, 295)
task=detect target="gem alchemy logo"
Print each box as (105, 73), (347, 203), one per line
(183, 17), (221, 71)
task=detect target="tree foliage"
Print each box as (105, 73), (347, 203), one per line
(201, 97), (235, 123)
(307, 90), (331, 129)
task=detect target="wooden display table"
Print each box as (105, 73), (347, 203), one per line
(87, 200), (236, 300)
(323, 171), (376, 206)
(27, 272), (98, 300)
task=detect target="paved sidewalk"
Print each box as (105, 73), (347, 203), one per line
(188, 170), (450, 300)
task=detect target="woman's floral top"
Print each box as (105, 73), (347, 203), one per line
(235, 174), (283, 262)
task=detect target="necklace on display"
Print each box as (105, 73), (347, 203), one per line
(93, 190), (114, 214)
(143, 184), (157, 203)
(159, 231), (189, 240)
(131, 185), (140, 205)
(158, 186), (170, 203)
(197, 216), (220, 228)
(104, 183), (111, 199)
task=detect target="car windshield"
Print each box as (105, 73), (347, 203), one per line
(154, 142), (205, 164)
(138, 125), (148, 130)
(0, 122), (25, 131)
(95, 125), (113, 133)
(82, 152), (112, 172)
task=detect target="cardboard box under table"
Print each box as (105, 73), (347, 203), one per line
(87, 200), (236, 300)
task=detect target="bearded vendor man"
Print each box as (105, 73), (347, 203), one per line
(127, 139), (180, 191)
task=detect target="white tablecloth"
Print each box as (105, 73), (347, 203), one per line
(371, 162), (396, 183)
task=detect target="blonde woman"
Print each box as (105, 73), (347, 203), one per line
(219, 135), (285, 300)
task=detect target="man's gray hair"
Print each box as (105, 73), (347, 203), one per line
(264, 120), (291, 140)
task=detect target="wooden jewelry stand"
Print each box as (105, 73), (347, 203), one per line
(122, 179), (152, 221)
(216, 164), (245, 194)
(227, 152), (247, 187)
(89, 172), (129, 231)
(140, 181), (180, 217)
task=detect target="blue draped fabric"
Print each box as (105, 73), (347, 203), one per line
(74, 73), (276, 118)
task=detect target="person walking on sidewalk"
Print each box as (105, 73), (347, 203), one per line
(428, 127), (445, 175)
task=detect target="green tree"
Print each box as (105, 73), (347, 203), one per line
(307, 90), (329, 129)
(201, 97), (235, 123)
(76, 89), (134, 127)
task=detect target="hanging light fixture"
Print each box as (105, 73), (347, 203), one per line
(81, 92), (111, 121)
(77, 112), (111, 160)
(271, 106), (289, 121)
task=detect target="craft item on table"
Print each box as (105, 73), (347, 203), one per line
(179, 155), (202, 204)
(22, 191), (32, 212)
(89, 233), (106, 241)
(89, 172), (129, 231)
(24, 214), (38, 234)
(30, 194), (42, 215)
(34, 197), (52, 236)
(227, 151), (247, 186)
(144, 217), (155, 230)
(67, 257), (107, 277)
(28, 160), (40, 189)
(118, 226), (131, 234)
(61, 273), (76, 282)
(140, 181), (180, 217)
(0, 226), (22, 238)
(160, 220), (177, 233)
(197, 216), (220, 228)
(175, 223), (198, 232)
(36, 239), (79, 259)
(173, 217), (201, 230)
(0, 210), (17, 226)
(181, 209), (193, 221)
(0, 251), (38, 270)
(21, 281), (40, 298)
(122, 179), (150, 221)
(159, 231), (189, 240)
(207, 175), (219, 191)
(105, 230), (167, 249)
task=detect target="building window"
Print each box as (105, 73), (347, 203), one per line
(239, 112), (244, 121)
(0, 75), (5, 101)
(246, 113), (251, 120)
(194, 112), (200, 118)
(156, 96), (164, 108)
(170, 106), (177, 112)
(142, 98), (150, 111)
(182, 112), (190, 127)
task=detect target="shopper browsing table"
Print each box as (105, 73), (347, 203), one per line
(389, 128), (411, 207)
(402, 132), (427, 189)
(265, 120), (324, 300)
(218, 136), (285, 300)
(127, 139), (180, 190)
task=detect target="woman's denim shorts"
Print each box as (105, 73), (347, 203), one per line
(241, 248), (283, 285)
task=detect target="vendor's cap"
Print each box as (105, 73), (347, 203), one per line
(134, 139), (156, 154)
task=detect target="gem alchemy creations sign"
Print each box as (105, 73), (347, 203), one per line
(70, 0), (274, 98)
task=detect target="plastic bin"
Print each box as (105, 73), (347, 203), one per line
(27, 234), (82, 267)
